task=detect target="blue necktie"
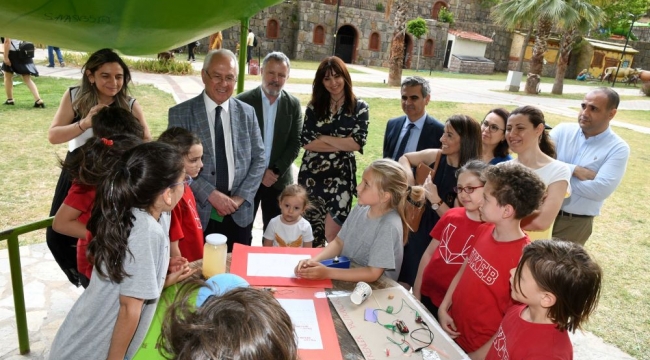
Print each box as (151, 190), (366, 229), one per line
(394, 123), (415, 160)
(214, 106), (229, 193)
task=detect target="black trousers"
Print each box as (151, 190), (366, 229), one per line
(253, 184), (282, 232)
(204, 215), (253, 253)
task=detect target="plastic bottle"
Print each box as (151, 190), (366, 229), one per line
(203, 233), (227, 278)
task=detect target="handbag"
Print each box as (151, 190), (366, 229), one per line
(404, 151), (443, 232)
(18, 41), (35, 61)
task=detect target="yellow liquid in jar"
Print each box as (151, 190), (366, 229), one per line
(203, 243), (227, 278)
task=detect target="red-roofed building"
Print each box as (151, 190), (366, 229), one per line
(445, 29), (495, 74)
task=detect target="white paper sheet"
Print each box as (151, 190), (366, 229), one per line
(246, 253), (311, 277)
(68, 128), (94, 152)
(277, 299), (323, 350)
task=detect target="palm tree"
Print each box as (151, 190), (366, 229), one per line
(385, 0), (408, 86)
(493, 0), (574, 94)
(552, 1), (602, 94)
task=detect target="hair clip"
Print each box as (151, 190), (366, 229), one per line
(102, 138), (114, 146)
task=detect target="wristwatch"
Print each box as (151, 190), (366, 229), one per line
(431, 199), (443, 211)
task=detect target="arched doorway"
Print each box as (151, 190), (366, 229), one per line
(403, 34), (413, 69)
(335, 25), (357, 63)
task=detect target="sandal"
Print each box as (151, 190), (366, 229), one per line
(34, 99), (45, 108)
(4, 99), (14, 105)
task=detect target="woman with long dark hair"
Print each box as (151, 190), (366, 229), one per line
(46, 48), (151, 286)
(397, 114), (482, 289)
(298, 56), (369, 247)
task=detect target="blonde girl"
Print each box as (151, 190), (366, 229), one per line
(263, 184), (314, 248)
(295, 159), (424, 282)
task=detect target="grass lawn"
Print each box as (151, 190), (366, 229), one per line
(0, 77), (648, 359)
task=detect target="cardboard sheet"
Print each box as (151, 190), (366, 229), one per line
(230, 244), (333, 288)
(271, 287), (342, 360)
(330, 286), (470, 360)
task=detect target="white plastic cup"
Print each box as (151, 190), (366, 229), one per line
(350, 281), (372, 305)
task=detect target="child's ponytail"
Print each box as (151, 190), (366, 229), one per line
(61, 134), (143, 186)
(87, 142), (184, 283)
(367, 159), (425, 245)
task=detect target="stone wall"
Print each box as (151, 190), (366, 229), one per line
(607, 38), (650, 71)
(210, 0), (522, 74)
(449, 56), (495, 74)
(447, 0), (491, 22)
(634, 27), (650, 42)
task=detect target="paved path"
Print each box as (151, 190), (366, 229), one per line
(0, 50), (643, 359)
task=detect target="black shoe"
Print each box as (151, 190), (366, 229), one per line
(4, 99), (14, 105)
(34, 99), (45, 108)
(46, 65), (55, 68)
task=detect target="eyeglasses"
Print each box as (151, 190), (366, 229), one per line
(453, 185), (484, 194)
(204, 70), (236, 85)
(170, 175), (193, 188)
(481, 121), (505, 133)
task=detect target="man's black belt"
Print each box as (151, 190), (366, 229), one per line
(558, 210), (594, 218)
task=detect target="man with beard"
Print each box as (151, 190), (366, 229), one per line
(237, 52), (303, 230)
(550, 87), (629, 245)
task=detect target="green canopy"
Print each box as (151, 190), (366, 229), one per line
(0, 0), (281, 54)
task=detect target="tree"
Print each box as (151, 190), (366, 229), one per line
(601, 0), (650, 32)
(407, 17), (428, 71)
(385, 0), (408, 86)
(551, 0), (602, 94)
(493, 0), (574, 94)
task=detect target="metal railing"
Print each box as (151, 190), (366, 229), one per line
(0, 217), (53, 355)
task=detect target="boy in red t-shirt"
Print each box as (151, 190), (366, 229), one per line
(438, 162), (546, 358)
(486, 240), (602, 360)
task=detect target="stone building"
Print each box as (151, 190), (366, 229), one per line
(216, 0), (513, 71)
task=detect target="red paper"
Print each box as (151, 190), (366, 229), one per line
(230, 243), (333, 288)
(270, 287), (342, 360)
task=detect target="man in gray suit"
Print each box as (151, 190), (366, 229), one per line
(168, 49), (265, 251)
(237, 52), (303, 230)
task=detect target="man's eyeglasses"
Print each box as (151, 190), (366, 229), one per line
(453, 185), (484, 194)
(170, 175), (193, 188)
(480, 121), (505, 133)
(204, 70), (236, 85)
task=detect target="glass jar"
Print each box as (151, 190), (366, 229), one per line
(203, 233), (227, 278)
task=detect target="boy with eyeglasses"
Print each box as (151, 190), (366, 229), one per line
(438, 161), (546, 359)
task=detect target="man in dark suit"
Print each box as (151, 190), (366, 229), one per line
(383, 76), (444, 161)
(237, 52), (303, 230)
(168, 49), (265, 251)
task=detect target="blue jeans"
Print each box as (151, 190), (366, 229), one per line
(48, 46), (64, 66)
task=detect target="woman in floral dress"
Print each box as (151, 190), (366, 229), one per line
(298, 56), (369, 247)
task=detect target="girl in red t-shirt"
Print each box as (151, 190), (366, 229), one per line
(413, 160), (488, 318)
(158, 127), (205, 262)
(52, 134), (142, 287)
(486, 240), (602, 360)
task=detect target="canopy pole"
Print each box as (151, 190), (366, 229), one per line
(238, 18), (249, 94)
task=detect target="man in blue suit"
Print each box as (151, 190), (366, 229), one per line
(168, 49), (265, 251)
(383, 76), (444, 161)
(237, 52), (303, 231)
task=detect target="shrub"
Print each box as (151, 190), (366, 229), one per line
(438, 7), (455, 26)
(375, 2), (384, 12)
(61, 52), (195, 75)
